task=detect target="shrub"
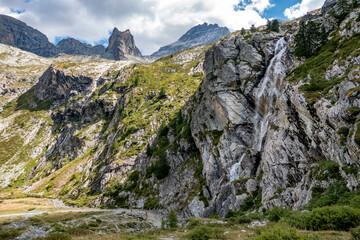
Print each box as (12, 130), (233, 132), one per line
(238, 215), (252, 224)
(288, 206), (360, 231)
(153, 152), (170, 180)
(159, 87), (166, 99)
(36, 233), (72, 240)
(252, 224), (312, 240)
(167, 210), (178, 228)
(306, 181), (354, 209)
(266, 206), (292, 222)
(355, 124), (360, 146)
(351, 226), (360, 240)
(0, 228), (21, 240)
(350, 195), (360, 209)
(187, 226), (225, 240)
(311, 160), (340, 181)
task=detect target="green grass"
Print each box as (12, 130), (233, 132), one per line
(288, 33), (360, 104)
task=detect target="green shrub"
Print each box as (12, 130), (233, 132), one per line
(36, 233), (71, 240)
(355, 124), (360, 146)
(153, 152), (170, 180)
(350, 195), (360, 209)
(266, 206), (292, 222)
(351, 226), (360, 240)
(288, 206), (360, 231)
(238, 215), (252, 224)
(252, 224), (312, 240)
(307, 181), (354, 209)
(311, 160), (340, 181)
(187, 226), (225, 240)
(167, 210), (178, 228)
(0, 228), (21, 240)
(159, 87), (167, 99)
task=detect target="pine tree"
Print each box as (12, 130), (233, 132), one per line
(167, 210), (178, 228)
(294, 21), (328, 58)
(250, 24), (256, 32)
(240, 28), (246, 35)
(270, 20), (280, 32)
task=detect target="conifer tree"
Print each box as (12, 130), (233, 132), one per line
(241, 28), (246, 35)
(250, 24), (256, 32)
(271, 20), (280, 32)
(167, 210), (178, 228)
(295, 21), (328, 58)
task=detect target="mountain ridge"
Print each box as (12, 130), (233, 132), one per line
(151, 23), (230, 58)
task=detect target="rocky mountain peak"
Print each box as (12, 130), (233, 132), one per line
(151, 22), (230, 58)
(0, 14), (57, 57)
(106, 28), (142, 60)
(56, 38), (105, 55)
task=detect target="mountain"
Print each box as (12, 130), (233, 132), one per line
(105, 28), (142, 60)
(0, 14), (57, 57)
(0, 15), (139, 60)
(1, 0), (360, 234)
(56, 38), (105, 56)
(151, 23), (230, 58)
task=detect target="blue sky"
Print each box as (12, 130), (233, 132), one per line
(261, 0), (302, 20)
(0, 0), (325, 55)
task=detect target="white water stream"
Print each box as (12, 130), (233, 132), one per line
(253, 37), (288, 152)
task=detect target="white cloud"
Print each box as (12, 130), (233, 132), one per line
(284, 0), (325, 20)
(0, 0), (272, 55)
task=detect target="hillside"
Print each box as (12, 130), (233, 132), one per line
(1, 0), (360, 239)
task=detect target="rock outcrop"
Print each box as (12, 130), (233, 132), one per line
(34, 65), (94, 101)
(56, 38), (105, 56)
(105, 28), (142, 60)
(0, 14), (57, 57)
(151, 23), (230, 58)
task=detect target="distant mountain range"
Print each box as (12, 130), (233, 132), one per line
(0, 14), (230, 60)
(151, 23), (230, 58)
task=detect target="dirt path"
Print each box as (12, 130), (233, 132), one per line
(0, 198), (164, 228)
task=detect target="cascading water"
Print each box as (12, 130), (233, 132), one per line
(228, 38), (289, 181)
(253, 37), (288, 152)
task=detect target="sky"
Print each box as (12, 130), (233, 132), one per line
(0, 0), (325, 55)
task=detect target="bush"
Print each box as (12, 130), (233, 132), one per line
(288, 206), (360, 231)
(0, 228), (21, 240)
(351, 226), (360, 240)
(36, 233), (72, 240)
(238, 215), (252, 224)
(252, 224), (312, 240)
(351, 195), (360, 209)
(159, 87), (166, 99)
(266, 206), (292, 222)
(307, 181), (354, 209)
(187, 226), (225, 240)
(153, 152), (170, 180)
(167, 210), (178, 228)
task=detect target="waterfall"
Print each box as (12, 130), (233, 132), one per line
(253, 37), (288, 152)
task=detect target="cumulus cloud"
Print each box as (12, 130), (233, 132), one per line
(284, 0), (325, 20)
(0, 0), (272, 54)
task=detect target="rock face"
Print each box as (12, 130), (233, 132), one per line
(1, 0), (360, 221)
(0, 14), (57, 57)
(151, 23), (230, 58)
(56, 38), (105, 56)
(105, 28), (142, 60)
(34, 65), (94, 101)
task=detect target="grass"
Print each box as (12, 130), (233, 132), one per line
(287, 33), (360, 104)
